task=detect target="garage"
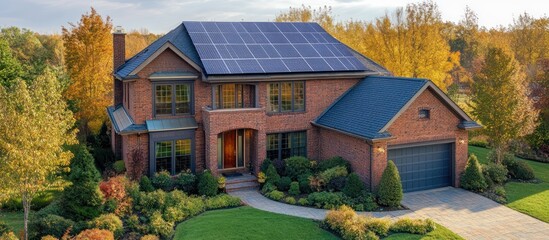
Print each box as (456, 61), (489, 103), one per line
(388, 143), (453, 192)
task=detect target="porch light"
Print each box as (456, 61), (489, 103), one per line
(459, 139), (465, 144)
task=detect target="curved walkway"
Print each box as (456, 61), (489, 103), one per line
(229, 187), (549, 240)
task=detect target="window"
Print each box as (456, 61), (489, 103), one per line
(419, 109), (430, 119)
(154, 83), (192, 116)
(268, 82), (305, 113)
(266, 131), (307, 161)
(155, 139), (192, 174)
(213, 84), (251, 109)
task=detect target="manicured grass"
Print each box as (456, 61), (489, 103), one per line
(174, 206), (338, 240)
(384, 223), (463, 240)
(0, 211), (24, 234)
(468, 146), (549, 222)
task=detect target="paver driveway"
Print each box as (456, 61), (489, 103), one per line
(402, 187), (549, 240)
(231, 187), (549, 239)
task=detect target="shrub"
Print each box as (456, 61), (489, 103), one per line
(317, 156), (352, 173)
(75, 228), (115, 240)
(217, 176), (226, 189)
(198, 171), (218, 196)
(90, 213), (123, 238)
(365, 217), (391, 237)
(174, 171), (197, 194)
(319, 166), (348, 183)
(308, 175), (325, 192)
(272, 158), (286, 176)
(127, 148), (147, 181)
(260, 159), (273, 172)
(297, 174), (312, 193)
(297, 198), (309, 206)
(285, 156), (311, 179)
(178, 195), (206, 217)
(307, 191), (344, 209)
(29, 214), (75, 239)
(151, 171), (174, 191)
(257, 172), (267, 184)
(322, 206), (376, 240)
(284, 196), (297, 204)
(0, 232), (18, 240)
(113, 160), (126, 174)
(261, 182), (276, 194)
(327, 176), (347, 192)
(377, 161), (403, 207)
(483, 164), (508, 186)
(390, 218), (435, 235)
(494, 185), (506, 197)
(350, 192), (378, 211)
(36, 199), (63, 216)
(61, 146), (104, 221)
(343, 173), (366, 198)
(99, 176), (128, 202)
(139, 176), (154, 192)
(148, 211), (174, 239)
(140, 235), (160, 240)
(469, 140), (489, 148)
(135, 190), (167, 215)
(0, 222), (10, 235)
(288, 182), (301, 196)
(265, 164), (280, 185)
(204, 194), (241, 210)
(276, 176), (292, 191)
(163, 206), (186, 222)
(266, 190), (285, 201)
(504, 155), (536, 181)
(461, 154), (488, 192)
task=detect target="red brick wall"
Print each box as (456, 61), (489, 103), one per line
(122, 133), (149, 176)
(317, 128), (372, 187)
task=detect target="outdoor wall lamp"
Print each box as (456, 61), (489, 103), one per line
(459, 139), (465, 144)
(376, 146), (385, 153)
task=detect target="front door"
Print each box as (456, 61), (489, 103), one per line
(223, 130), (237, 168)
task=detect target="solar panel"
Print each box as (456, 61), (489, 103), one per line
(184, 21), (367, 75)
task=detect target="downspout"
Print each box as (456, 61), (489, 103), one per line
(369, 143), (373, 191)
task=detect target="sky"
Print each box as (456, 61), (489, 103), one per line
(0, 0), (548, 34)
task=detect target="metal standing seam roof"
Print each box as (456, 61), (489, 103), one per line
(106, 105), (147, 134)
(115, 21), (389, 79)
(146, 118), (198, 132)
(314, 76), (429, 140)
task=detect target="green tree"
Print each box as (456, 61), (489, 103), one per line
(60, 145), (104, 221)
(377, 160), (403, 207)
(0, 70), (76, 240)
(62, 7), (113, 135)
(471, 48), (538, 163)
(0, 38), (22, 88)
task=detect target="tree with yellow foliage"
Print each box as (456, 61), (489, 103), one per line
(63, 8), (112, 135)
(0, 70), (76, 240)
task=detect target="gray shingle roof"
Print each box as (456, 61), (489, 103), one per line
(115, 23), (202, 79)
(314, 76), (428, 140)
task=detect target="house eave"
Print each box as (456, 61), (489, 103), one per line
(204, 71), (378, 83)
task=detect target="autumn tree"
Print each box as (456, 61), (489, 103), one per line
(510, 13), (549, 69)
(471, 48), (537, 163)
(125, 29), (161, 58)
(63, 8), (113, 135)
(0, 38), (22, 88)
(0, 70), (76, 240)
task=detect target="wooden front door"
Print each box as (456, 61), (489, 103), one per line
(223, 130), (237, 168)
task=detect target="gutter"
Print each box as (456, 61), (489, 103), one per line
(310, 122), (395, 144)
(204, 71), (378, 83)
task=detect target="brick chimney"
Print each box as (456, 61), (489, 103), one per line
(113, 26), (125, 106)
(112, 26), (125, 159)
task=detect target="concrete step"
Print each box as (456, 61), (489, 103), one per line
(225, 174), (258, 184)
(225, 181), (259, 192)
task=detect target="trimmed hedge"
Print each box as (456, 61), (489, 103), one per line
(390, 218), (436, 235)
(151, 171), (174, 192)
(377, 161), (403, 207)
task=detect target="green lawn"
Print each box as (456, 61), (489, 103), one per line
(175, 207), (339, 240)
(468, 146), (549, 222)
(0, 211), (24, 234)
(384, 224), (463, 240)
(175, 206), (462, 240)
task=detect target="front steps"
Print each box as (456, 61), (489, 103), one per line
(225, 174), (259, 192)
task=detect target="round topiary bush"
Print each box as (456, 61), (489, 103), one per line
(285, 156), (311, 179)
(198, 171), (218, 197)
(461, 154), (488, 192)
(377, 160), (403, 207)
(482, 163), (508, 186)
(151, 171), (174, 191)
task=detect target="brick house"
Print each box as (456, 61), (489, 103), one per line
(108, 22), (480, 192)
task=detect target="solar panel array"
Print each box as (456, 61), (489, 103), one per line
(183, 22), (367, 75)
